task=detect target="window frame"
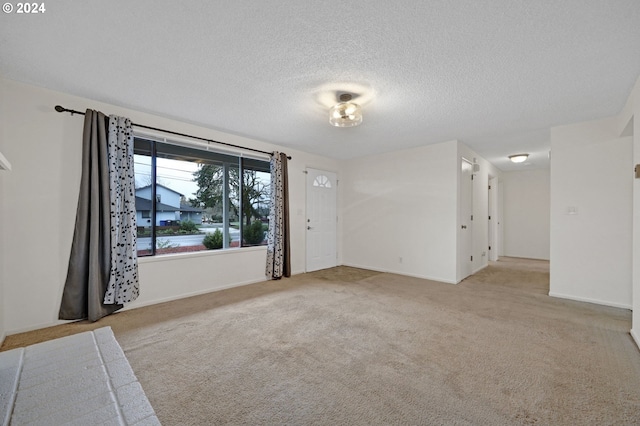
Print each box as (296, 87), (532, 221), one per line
(133, 136), (271, 257)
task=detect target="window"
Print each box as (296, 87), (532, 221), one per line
(313, 175), (332, 188)
(134, 137), (271, 256)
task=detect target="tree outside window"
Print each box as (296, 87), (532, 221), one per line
(134, 138), (270, 256)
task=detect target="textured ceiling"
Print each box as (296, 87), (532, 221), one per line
(1, 1), (639, 170)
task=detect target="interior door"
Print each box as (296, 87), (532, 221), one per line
(459, 159), (473, 280)
(306, 168), (337, 272)
(488, 176), (498, 261)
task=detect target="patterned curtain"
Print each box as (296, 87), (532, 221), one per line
(103, 116), (139, 304)
(59, 111), (139, 322)
(266, 152), (291, 279)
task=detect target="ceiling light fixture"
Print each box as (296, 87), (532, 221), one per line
(329, 93), (363, 127)
(508, 153), (529, 163)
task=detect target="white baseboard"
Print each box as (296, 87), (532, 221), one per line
(548, 292), (632, 310)
(501, 254), (550, 261)
(6, 319), (75, 336)
(341, 262), (457, 284)
(631, 329), (640, 351)
(122, 278), (268, 312)
(472, 263), (488, 275)
(6, 272), (306, 337)
(130, 270), (306, 311)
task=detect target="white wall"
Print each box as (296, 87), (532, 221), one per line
(550, 116), (633, 309)
(341, 141), (459, 283)
(0, 78), (340, 334)
(502, 169), (550, 260)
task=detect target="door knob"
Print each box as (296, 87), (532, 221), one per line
(307, 226), (313, 230)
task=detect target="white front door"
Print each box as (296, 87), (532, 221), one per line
(306, 168), (337, 272)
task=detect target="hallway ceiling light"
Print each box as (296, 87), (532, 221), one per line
(508, 153), (529, 163)
(329, 93), (363, 127)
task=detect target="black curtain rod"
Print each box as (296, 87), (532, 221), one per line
(54, 105), (291, 160)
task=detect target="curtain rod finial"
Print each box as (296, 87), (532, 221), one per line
(54, 105), (65, 113)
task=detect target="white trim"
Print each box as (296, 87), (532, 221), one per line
(548, 291), (632, 310)
(340, 262), (458, 284)
(0, 151), (11, 171)
(6, 319), (74, 336)
(137, 245), (266, 264)
(502, 255), (550, 261)
(631, 329), (640, 351)
(4, 265), (307, 337)
(125, 279), (263, 313)
(472, 263), (488, 275)
(120, 277), (268, 312)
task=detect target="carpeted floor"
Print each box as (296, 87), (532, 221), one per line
(2, 257), (640, 425)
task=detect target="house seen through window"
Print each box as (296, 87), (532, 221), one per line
(134, 138), (271, 256)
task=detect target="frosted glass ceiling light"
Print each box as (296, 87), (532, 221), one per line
(329, 93), (363, 127)
(508, 153), (529, 163)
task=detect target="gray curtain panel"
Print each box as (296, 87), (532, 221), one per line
(59, 110), (123, 321)
(266, 152), (290, 279)
(103, 115), (139, 304)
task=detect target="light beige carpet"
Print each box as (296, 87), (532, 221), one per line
(2, 257), (640, 425)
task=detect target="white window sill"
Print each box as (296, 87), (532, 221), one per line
(137, 245), (267, 264)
